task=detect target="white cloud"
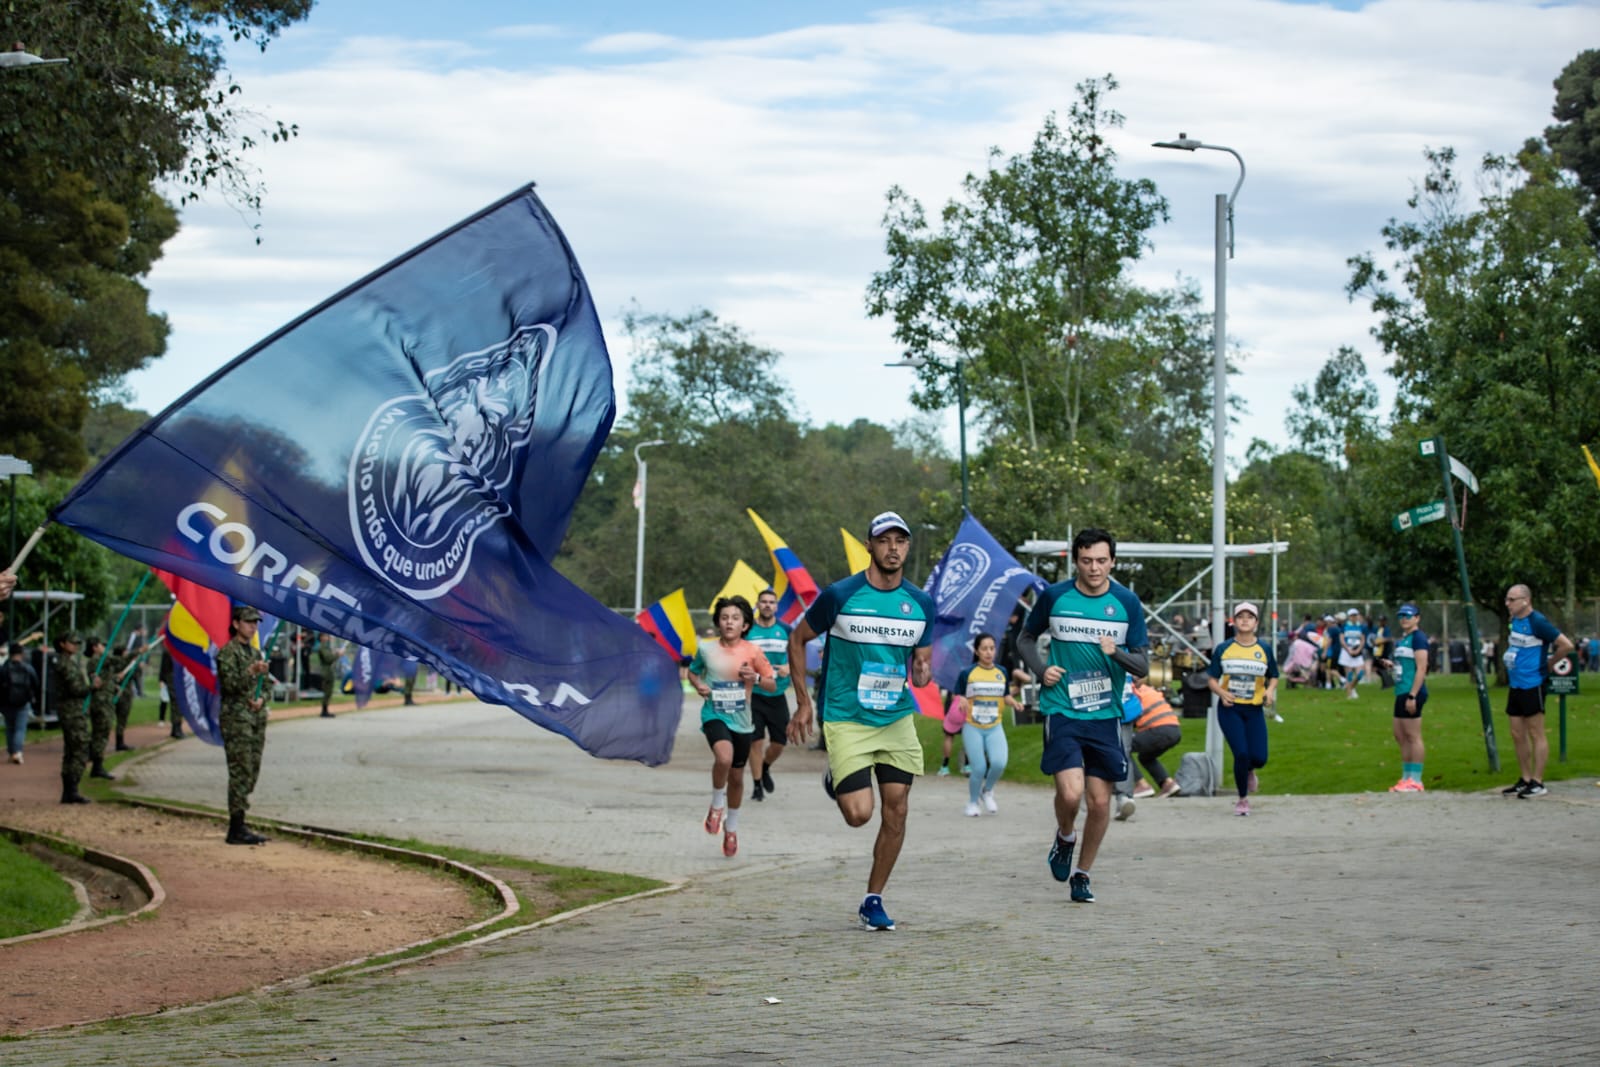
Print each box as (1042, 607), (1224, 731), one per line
(129, 1), (1590, 469)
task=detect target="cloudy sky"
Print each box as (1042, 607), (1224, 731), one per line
(128, 0), (1593, 465)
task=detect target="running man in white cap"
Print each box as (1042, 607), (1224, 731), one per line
(787, 510), (934, 931)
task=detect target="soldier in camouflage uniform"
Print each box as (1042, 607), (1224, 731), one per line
(83, 637), (118, 780)
(218, 604), (271, 845)
(50, 632), (100, 804)
(113, 646), (138, 751)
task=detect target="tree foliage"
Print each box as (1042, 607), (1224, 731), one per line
(555, 311), (953, 611)
(1545, 48), (1600, 243)
(0, 1), (310, 476)
(1346, 141), (1600, 627)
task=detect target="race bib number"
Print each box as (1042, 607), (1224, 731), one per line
(1066, 670), (1113, 712)
(1227, 675), (1259, 700)
(858, 661), (906, 711)
(970, 702), (1001, 726)
(1502, 647), (1518, 671)
(711, 680), (746, 717)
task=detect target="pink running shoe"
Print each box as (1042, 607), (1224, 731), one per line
(1132, 782), (1156, 799)
(1247, 771), (1259, 794)
(1234, 797), (1251, 816)
(704, 806), (725, 835)
(1388, 778), (1410, 792)
(722, 830), (738, 857)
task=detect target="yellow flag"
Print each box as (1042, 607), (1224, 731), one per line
(841, 527), (870, 575)
(1583, 445), (1600, 492)
(708, 560), (769, 617)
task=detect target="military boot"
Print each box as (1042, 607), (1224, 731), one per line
(115, 730), (133, 751)
(89, 758), (116, 780)
(60, 775), (91, 804)
(225, 812), (269, 846)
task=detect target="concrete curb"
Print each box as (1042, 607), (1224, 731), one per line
(0, 824), (167, 948)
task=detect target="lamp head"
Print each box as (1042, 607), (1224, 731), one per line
(1153, 133), (1202, 151)
(884, 354), (928, 369)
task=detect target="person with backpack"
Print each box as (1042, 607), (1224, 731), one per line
(3, 642), (40, 764)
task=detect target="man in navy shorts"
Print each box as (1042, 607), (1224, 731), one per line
(1019, 528), (1149, 904)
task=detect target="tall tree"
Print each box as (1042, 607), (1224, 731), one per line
(1347, 142), (1600, 629)
(0, 1), (311, 475)
(1285, 346), (1380, 466)
(865, 75), (1223, 557)
(1545, 48), (1600, 243)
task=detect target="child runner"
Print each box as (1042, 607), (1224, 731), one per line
(953, 634), (1019, 816)
(1205, 601), (1280, 816)
(1381, 603), (1430, 792)
(687, 596), (774, 858)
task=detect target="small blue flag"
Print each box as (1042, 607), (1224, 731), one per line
(53, 186), (681, 764)
(924, 511), (1046, 691)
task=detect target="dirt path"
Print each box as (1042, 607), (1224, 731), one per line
(1, 707), (489, 1035)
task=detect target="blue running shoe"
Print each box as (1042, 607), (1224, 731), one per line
(1047, 834), (1074, 882)
(1069, 872), (1095, 903)
(859, 894), (895, 931)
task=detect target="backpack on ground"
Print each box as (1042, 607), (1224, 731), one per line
(1174, 751), (1217, 797)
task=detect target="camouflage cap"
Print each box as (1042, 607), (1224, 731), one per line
(55, 631), (81, 645)
(232, 604), (262, 622)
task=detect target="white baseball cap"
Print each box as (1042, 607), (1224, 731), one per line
(868, 511), (911, 537)
(1232, 601), (1260, 618)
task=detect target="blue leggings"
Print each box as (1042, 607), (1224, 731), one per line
(1216, 704), (1268, 798)
(961, 722), (1008, 803)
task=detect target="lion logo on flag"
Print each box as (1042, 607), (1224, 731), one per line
(349, 324), (555, 599)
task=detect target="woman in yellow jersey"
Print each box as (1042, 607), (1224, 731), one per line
(954, 634), (1021, 817)
(1204, 602), (1279, 816)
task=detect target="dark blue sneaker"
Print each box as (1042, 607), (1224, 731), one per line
(822, 769), (837, 800)
(859, 894), (895, 931)
(1069, 872), (1095, 903)
(1047, 834), (1074, 882)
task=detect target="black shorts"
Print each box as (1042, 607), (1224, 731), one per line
(1393, 689), (1428, 719)
(1505, 686), (1546, 718)
(750, 692), (790, 743)
(702, 719), (754, 767)
(1040, 714), (1128, 782)
(833, 763), (916, 795)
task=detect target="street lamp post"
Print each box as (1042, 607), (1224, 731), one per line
(887, 353), (968, 513)
(632, 439), (667, 616)
(1154, 132), (1245, 783)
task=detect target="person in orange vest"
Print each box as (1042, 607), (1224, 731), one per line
(1127, 677), (1183, 799)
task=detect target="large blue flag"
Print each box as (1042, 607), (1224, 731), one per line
(53, 186), (681, 764)
(924, 511), (1047, 691)
(351, 646), (418, 709)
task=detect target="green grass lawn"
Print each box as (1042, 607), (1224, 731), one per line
(0, 835), (79, 939)
(918, 673), (1599, 794)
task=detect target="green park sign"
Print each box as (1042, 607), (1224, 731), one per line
(1391, 500), (1447, 532)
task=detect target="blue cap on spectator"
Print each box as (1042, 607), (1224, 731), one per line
(1397, 603), (1420, 617)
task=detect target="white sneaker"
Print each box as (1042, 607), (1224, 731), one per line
(964, 801), (981, 817)
(982, 790), (998, 813)
(8, 752), (20, 764)
(1114, 796), (1135, 821)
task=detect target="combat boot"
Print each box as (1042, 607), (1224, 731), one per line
(170, 722), (184, 739)
(115, 730), (133, 751)
(225, 812), (269, 845)
(60, 775), (91, 804)
(89, 758), (116, 780)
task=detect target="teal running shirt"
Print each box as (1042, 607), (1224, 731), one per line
(804, 573), (934, 727)
(1022, 578), (1148, 721)
(747, 620), (791, 697)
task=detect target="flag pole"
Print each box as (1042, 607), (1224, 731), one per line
(115, 633), (166, 699)
(6, 523), (47, 574)
(84, 569), (153, 713)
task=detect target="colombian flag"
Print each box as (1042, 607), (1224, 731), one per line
(637, 588), (698, 663)
(747, 509), (818, 625)
(153, 568), (232, 650)
(162, 600), (217, 693)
